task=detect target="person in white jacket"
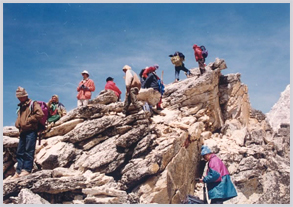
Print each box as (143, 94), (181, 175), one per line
(122, 65), (142, 115)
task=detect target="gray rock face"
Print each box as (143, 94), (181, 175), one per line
(18, 188), (50, 204)
(3, 58), (289, 204)
(266, 84), (290, 132)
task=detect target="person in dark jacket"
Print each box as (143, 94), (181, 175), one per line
(12, 86), (44, 179)
(199, 146), (237, 204)
(144, 70), (163, 110)
(169, 51), (191, 83)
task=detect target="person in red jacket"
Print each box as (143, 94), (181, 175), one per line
(142, 64), (159, 79)
(105, 77), (122, 101)
(193, 44), (206, 75)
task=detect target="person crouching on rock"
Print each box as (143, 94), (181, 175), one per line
(143, 64), (163, 110)
(199, 145), (237, 204)
(47, 95), (66, 128)
(77, 70), (95, 107)
(12, 86), (44, 179)
(122, 65), (142, 115)
(105, 77), (122, 102)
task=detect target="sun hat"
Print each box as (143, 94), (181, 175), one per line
(81, 70), (89, 76)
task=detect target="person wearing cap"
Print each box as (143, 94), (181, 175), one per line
(199, 145), (237, 204)
(13, 86), (44, 179)
(47, 95), (67, 123)
(143, 64), (163, 110)
(193, 44), (206, 75)
(77, 70), (95, 107)
(169, 51), (192, 83)
(105, 77), (122, 101)
(122, 65), (142, 115)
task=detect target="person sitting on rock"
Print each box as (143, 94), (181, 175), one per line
(199, 145), (237, 204)
(122, 65), (142, 115)
(169, 51), (192, 83)
(105, 77), (122, 101)
(143, 66), (163, 110)
(13, 86), (44, 179)
(47, 95), (66, 124)
(193, 44), (206, 75)
(77, 70), (95, 107)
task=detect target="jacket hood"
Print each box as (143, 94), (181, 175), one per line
(122, 65), (132, 71)
(52, 95), (59, 103)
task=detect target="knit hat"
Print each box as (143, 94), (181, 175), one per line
(154, 64), (159, 69)
(16, 86), (28, 98)
(106, 77), (114, 82)
(122, 65), (132, 71)
(201, 145), (212, 156)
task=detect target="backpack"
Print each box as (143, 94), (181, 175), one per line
(29, 100), (49, 130)
(182, 195), (205, 204)
(171, 55), (183, 66)
(200, 45), (208, 58)
(155, 75), (165, 95)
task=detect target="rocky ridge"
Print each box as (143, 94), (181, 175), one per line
(3, 58), (290, 204)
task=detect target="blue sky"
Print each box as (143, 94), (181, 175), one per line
(3, 3), (290, 126)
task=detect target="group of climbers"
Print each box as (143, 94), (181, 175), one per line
(11, 43), (208, 179)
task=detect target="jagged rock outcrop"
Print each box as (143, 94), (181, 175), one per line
(266, 84), (290, 132)
(3, 58), (289, 204)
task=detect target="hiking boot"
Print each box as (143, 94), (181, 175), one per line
(19, 170), (30, 177)
(8, 172), (20, 180)
(173, 79), (179, 83)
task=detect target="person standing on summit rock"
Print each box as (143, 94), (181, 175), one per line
(122, 65), (142, 115)
(193, 44), (206, 75)
(199, 145), (237, 204)
(77, 70), (95, 107)
(13, 87), (44, 179)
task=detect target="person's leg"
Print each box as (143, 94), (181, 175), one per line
(77, 100), (83, 107)
(180, 64), (191, 75)
(16, 133), (26, 174)
(22, 131), (37, 173)
(198, 59), (206, 74)
(157, 96), (163, 110)
(174, 67), (180, 81)
(123, 93), (131, 114)
(84, 99), (89, 106)
(130, 87), (141, 110)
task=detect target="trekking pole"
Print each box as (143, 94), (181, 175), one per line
(203, 183), (208, 204)
(161, 70), (164, 84)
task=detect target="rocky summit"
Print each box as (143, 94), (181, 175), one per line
(3, 58), (290, 204)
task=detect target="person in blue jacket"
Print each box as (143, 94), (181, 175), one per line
(199, 145), (237, 204)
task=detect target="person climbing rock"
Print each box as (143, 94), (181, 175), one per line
(199, 145), (238, 204)
(193, 44), (206, 75)
(77, 70), (95, 107)
(122, 65), (142, 115)
(143, 66), (164, 110)
(47, 95), (66, 124)
(169, 51), (192, 83)
(13, 86), (44, 179)
(105, 77), (122, 101)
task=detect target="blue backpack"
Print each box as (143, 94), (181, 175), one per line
(200, 45), (208, 58)
(157, 78), (165, 95)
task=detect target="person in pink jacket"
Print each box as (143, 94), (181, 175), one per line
(193, 44), (206, 75)
(77, 70), (95, 107)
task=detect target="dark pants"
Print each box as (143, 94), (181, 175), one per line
(198, 58), (206, 74)
(175, 63), (191, 80)
(123, 87), (141, 114)
(211, 199), (224, 204)
(16, 130), (37, 174)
